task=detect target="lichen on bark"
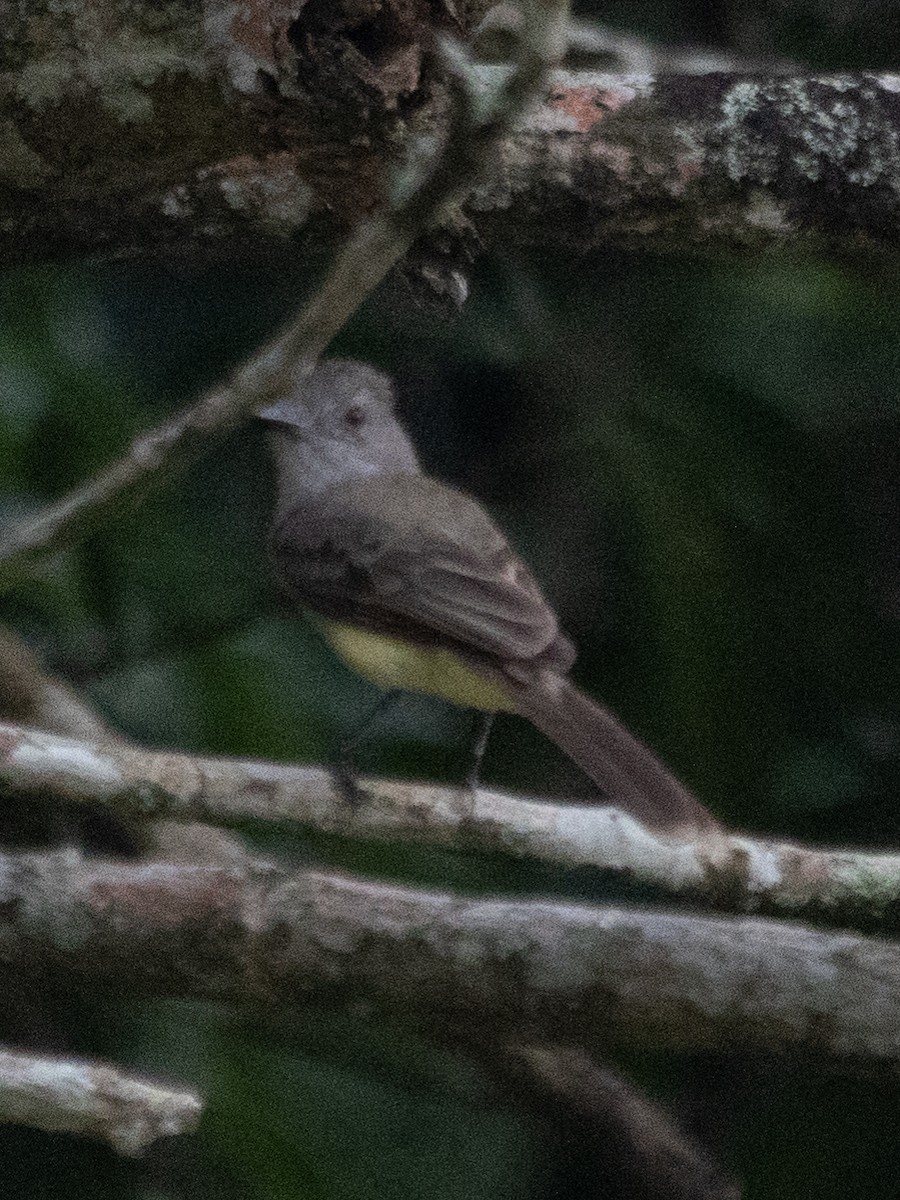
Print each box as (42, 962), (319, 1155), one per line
(5, 6), (900, 265)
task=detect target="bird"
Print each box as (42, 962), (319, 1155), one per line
(259, 358), (721, 840)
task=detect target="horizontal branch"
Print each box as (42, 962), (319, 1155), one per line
(1, 849), (899, 1067)
(2, 0), (900, 262)
(1, 722), (899, 931)
(470, 68), (900, 254)
(0, 1047), (201, 1155)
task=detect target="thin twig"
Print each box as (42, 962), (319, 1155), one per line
(1, 721), (898, 931)
(474, 7), (796, 74)
(0, 1046), (201, 1156)
(0, 0), (568, 590)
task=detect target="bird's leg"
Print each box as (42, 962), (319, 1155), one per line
(333, 688), (402, 806)
(466, 710), (495, 794)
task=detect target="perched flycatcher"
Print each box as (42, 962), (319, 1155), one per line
(260, 359), (719, 840)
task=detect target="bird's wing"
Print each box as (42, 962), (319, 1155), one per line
(269, 473), (574, 669)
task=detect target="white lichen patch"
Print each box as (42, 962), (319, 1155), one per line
(715, 75), (900, 195)
(203, 1), (289, 98)
(828, 851), (900, 911)
(160, 184), (194, 220)
(730, 836), (785, 897)
(213, 157), (314, 235)
(744, 189), (793, 233)
(544, 68), (653, 103)
(16, 21), (205, 123)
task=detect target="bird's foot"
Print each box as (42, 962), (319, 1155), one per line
(332, 762), (369, 809)
(466, 711), (495, 797)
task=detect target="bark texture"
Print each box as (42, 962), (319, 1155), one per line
(3, 721), (900, 933)
(3, 4), (900, 264)
(0, 1048), (201, 1156)
(1, 850), (900, 1067)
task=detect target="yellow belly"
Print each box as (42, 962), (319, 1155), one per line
(318, 618), (515, 712)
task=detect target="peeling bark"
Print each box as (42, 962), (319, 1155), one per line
(2, 4), (900, 264)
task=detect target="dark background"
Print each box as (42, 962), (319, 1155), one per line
(3, 2), (900, 1195)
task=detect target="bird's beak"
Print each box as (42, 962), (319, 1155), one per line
(255, 400), (303, 431)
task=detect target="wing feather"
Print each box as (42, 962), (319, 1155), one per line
(270, 474), (574, 670)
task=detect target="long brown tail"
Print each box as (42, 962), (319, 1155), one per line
(507, 671), (721, 839)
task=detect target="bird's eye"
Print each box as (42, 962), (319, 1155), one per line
(344, 405), (365, 430)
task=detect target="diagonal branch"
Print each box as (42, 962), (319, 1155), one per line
(0, 0), (569, 590)
(0, 626), (123, 745)
(1, 721), (899, 931)
(498, 1044), (741, 1200)
(475, 7), (796, 75)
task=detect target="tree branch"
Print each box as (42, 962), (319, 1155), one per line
(0, 630), (250, 864)
(1, 721), (900, 931)
(481, 68), (900, 255)
(0, 626), (126, 746)
(2, 0), (899, 264)
(0, 849), (898, 1068)
(499, 1044), (741, 1200)
(475, 7), (796, 75)
(0, 1047), (201, 1156)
